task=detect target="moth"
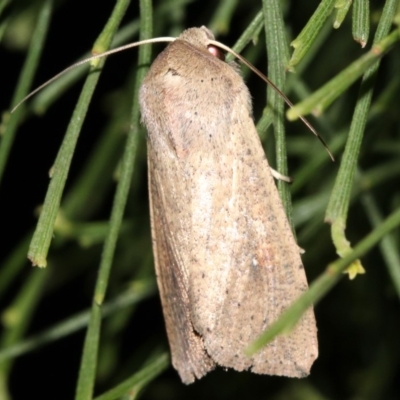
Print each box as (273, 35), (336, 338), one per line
(139, 26), (318, 384)
(11, 25), (319, 385)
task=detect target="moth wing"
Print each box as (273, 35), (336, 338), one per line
(147, 149), (215, 384)
(140, 32), (317, 381)
(185, 99), (318, 377)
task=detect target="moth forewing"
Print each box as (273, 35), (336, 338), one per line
(139, 26), (317, 383)
(147, 152), (215, 383)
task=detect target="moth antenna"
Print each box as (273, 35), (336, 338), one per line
(11, 37), (175, 113)
(209, 39), (335, 162)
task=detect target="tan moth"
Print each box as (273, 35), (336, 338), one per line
(139, 26), (318, 383)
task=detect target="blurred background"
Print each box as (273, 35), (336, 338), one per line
(1, 0), (399, 399)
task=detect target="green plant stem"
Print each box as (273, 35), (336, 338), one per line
(289, 0), (335, 69)
(334, 0), (353, 28)
(0, 235), (30, 302)
(93, 353), (169, 400)
(27, 71), (101, 267)
(352, 0), (370, 47)
(0, 269), (47, 399)
(361, 194), (400, 299)
(287, 28), (400, 120)
(225, 11), (263, 62)
(0, 0), (11, 17)
(0, 0), (52, 186)
(263, 0), (293, 228)
(208, 0), (239, 35)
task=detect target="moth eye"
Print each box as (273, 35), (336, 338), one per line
(207, 45), (225, 61)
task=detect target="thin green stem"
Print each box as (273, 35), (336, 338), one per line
(93, 353), (169, 400)
(262, 0), (293, 229)
(352, 0), (370, 47)
(0, 0), (53, 185)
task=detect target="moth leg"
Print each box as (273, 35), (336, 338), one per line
(269, 167), (292, 183)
